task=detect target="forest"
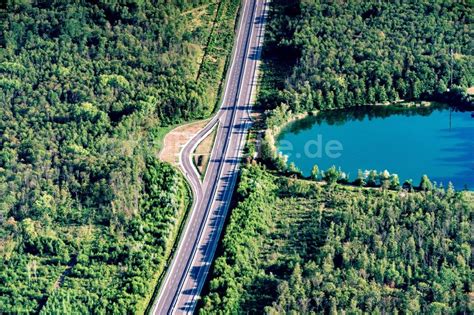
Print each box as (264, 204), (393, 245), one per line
(201, 0), (473, 313)
(200, 164), (473, 314)
(0, 0), (239, 313)
(259, 0), (473, 113)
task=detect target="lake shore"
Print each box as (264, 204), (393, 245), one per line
(263, 100), (436, 163)
(272, 103), (473, 189)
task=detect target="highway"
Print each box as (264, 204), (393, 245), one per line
(150, 0), (268, 313)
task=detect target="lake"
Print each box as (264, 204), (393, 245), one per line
(276, 105), (474, 189)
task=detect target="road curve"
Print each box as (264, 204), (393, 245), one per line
(150, 0), (268, 313)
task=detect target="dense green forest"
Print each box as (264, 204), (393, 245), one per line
(200, 164), (473, 314)
(0, 0), (240, 313)
(259, 0), (473, 112)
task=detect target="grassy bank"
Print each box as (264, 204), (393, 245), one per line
(196, 0), (242, 115)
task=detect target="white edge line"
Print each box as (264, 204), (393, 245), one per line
(151, 1), (249, 314)
(174, 0), (259, 312)
(184, 0), (267, 312)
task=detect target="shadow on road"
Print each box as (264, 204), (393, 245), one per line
(248, 44), (263, 60)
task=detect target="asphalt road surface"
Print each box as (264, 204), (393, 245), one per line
(150, 0), (268, 313)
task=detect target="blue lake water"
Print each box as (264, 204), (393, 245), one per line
(276, 105), (474, 189)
